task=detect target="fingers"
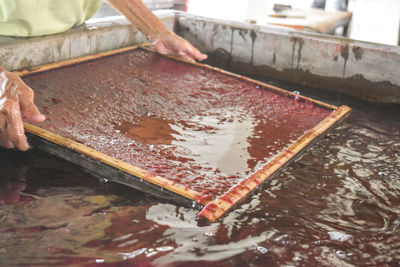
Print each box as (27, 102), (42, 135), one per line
(182, 42), (208, 62)
(177, 51), (196, 63)
(0, 69), (38, 150)
(5, 101), (29, 151)
(152, 40), (166, 55)
(175, 40), (207, 62)
(152, 33), (208, 62)
(18, 83), (46, 123)
(0, 117), (15, 149)
(193, 51), (208, 61)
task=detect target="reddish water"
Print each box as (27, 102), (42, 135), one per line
(22, 49), (331, 199)
(0, 94), (399, 266)
(1, 77), (399, 265)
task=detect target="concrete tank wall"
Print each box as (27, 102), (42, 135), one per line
(0, 10), (399, 103)
(175, 12), (400, 103)
(0, 11), (175, 72)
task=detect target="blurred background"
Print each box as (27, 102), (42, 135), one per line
(95, 0), (400, 46)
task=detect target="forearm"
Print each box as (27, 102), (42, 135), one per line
(105, 0), (169, 41)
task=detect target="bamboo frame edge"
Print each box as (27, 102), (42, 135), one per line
(23, 122), (205, 204)
(15, 44), (151, 77)
(140, 46), (338, 111)
(199, 105), (351, 222)
(16, 45), (351, 222)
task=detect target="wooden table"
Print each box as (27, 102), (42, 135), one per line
(267, 8), (352, 35)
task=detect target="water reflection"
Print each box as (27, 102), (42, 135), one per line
(146, 203), (274, 265)
(115, 109), (257, 176)
(170, 110), (256, 175)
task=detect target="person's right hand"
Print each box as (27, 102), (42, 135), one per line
(0, 67), (46, 150)
(152, 30), (208, 62)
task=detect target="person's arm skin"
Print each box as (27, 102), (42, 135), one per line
(0, 66), (46, 150)
(105, 0), (207, 62)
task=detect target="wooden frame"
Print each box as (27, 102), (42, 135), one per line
(17, 44), (351, 222)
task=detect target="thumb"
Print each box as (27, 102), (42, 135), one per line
(18, 85), (46, 123)
(22, 102), (46, 123)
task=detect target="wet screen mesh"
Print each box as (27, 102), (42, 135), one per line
(21, 47), (350, 221)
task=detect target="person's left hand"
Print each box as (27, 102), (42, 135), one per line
(152, 31), (207, 62)
(0, 67), (46, 150)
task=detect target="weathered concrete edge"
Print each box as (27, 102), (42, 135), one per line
(0, 11), (176, 71)
(175, 12), (400, 103)
(1, 10), (399, 103)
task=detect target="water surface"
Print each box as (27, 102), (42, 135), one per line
(0, 88), (399, 266)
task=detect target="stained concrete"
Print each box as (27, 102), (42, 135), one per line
(0, 11), (175, 71)
(0, 10), (399, 103)
(176, 12), (400, 103)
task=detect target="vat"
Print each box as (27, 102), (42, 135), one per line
(0, 12), (399, 266)
(0, 82), (398, 266)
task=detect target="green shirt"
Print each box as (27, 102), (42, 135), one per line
(0, 0), (102, 37)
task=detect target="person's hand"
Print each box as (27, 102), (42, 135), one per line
(152, 31), (207, 62)
(105, 0), (206, 62)
(0, 67), (46, 150)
